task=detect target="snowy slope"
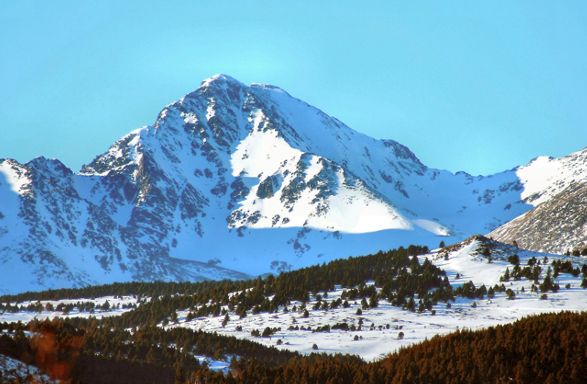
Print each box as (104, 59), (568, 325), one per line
(1, 74), (586, 293)
(515, 150), (587, 206)
(0, 155), (249, 294)
(161, 237), (587, 361)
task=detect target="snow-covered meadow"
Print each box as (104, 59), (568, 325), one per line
(165, 239), (587, 361)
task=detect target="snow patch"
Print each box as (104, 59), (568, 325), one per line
(0, 160), (30, 195)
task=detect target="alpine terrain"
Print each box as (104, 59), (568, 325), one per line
(491, 182), (587, 254)
(1, 236), (586, 383)
(1, 74), (586, 293)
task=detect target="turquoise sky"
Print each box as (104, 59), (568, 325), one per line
(1, 1), (586, 175)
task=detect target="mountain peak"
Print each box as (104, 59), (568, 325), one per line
(25, 156), (72, 176)
(199, 74), (246, 89)
(198, 75), (291, 98)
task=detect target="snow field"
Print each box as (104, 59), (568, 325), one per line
(166, 241), (587, 361)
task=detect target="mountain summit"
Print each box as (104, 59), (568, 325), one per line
(1, 75), (585, 293)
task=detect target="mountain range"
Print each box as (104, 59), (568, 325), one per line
(1, 74), (585, 293)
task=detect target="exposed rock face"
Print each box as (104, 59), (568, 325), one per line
(1, 74), (586, 293)
(490, 183), (587, 254)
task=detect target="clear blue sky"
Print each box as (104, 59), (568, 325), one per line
(1, 1), (586, 175)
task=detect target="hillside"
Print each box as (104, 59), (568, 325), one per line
(491, 183), (587, 254)
(0, 238), (585, 383)
(160, 236), (587, 359)
(1, 238), (586, 362)
(228, 312), (587, 384)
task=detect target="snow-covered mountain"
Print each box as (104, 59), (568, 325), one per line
(1, 74), (586, 293)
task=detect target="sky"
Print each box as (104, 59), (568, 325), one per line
(0, 1), (586, 175)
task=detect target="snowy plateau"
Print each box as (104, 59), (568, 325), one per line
(1, 74), (586, 293)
